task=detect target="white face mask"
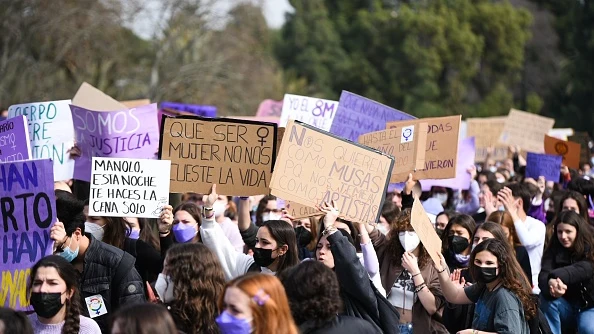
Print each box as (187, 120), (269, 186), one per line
(489, 166), (497, 173)
(84, 222), (104, 241)
(213, 201), (226, 218)
(376, 224), (389, 235)
(399, 231), (421, 252)
(433, 193), (448, 206)
(155, 273), (174, 303)
(262, 212), (282, 222)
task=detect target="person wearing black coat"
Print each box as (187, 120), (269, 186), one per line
(539, 211), (594, 334)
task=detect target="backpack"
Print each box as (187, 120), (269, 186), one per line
(528, 296), (552, 334)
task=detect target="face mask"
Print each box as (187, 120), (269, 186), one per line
(433, 193), (448, 205)
(399, 231), (421, 252)
(489, 166), (497, 173)
(127, 228), (140, 240)
(295, 226), (313, 247)
(476, 266), (498, 283)
(84, 222), (104, 241)
(436, 228), (445, 239)
(213, 201), (226, 218)
(216, 310), (252, 334)
(253, 247), (277, 267)
(58, 237), (79, 263)
(454, 253), (470, 266)
(262, 212), (282, 222)
(172, 222), (197, 243)
(546, 211), (555, 223)
(448, 235), (469, 254)
(498, 205), (505, 211)
(377, 224), (389, 235)
(496, 177), (505, 183)
(155, 273), (174, 303)
(30, 292), (64, 319)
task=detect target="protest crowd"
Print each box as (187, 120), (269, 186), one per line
(2, 84), (594, 334)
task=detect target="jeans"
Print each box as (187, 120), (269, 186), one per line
(540, 296), (594, 334)
(398, 323), (413, 334)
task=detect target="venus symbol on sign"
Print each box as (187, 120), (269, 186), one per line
(257, 127), (269, 146)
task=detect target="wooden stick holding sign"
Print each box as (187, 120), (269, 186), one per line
(411, 197), (442, 265)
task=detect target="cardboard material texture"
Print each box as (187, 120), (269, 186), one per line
(421, 137), (476, 191)
(280, 94), (338, 131)
(120, 99), (151, 108)
(159, 116), (277, 195)
(329, 91), (415, 142)
(544, 135), (581, 170)
(72, 82), (127, 111)
(411, 197), (442, 265)
(466, 117), (508, 162)
(270, 120), (394, 225)
(358, 123), (428, 183)
(499, 109), (555, 153)
(89, 157), (171, 218)
(568, 132), (592, 165)
(285, 200), (320, 220)
(0, 115), (32, 163)
(525, 152), (562, 182)
(386, 115), (461, 181)
(8, 100), (75, 181)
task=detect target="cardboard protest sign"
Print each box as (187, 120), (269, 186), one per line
(270, 120), (394, 225)
(329, 91), (415, 142)
(358, 124), (428, 183)
(8, 100), (75, 181)
(72, 82), (127, 111)
(411, 197), (442, 265)
(159, 116), (277, 195)
(0, 116), (32, 163)
(256, 99), (283, 117)
(0, 159), (56, 310)
(466, 117), (508, 162)
(421, 137), (476, 191)
(386, 115), (461, 181)
(89, 157), (171, 218)
(158, 108), (195, 130)
(285, 200), (320, 219)
(70, 104), (160, 182)
(279, 94), (338, 131)
(499, 109), (555, 153)
(568, 132), (592, 166)
(525, 152), (562, 182)
(120, 99), (151, 108)
(544, 135), (581, 170)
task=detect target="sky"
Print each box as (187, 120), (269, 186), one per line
(130, 0), (293, 39)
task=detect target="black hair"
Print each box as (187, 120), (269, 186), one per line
(260, 220), (299, 275)
(55, 190), (86, 236)
(546, 211), (594, 261)
(0, 307), (33, 334)
(505, 183), (532, 214)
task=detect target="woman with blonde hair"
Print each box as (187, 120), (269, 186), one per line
(217, 273), (298, 334)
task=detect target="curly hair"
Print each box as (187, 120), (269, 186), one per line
(165, 243), (226, 334)
(28, 255), (83, 334)
(470, 239), (536, 320)
(386, 209), (431, 269)
(220, 273), (298, 334)
(279, 261), (342, 326)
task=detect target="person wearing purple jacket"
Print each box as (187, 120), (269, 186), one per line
(526, 176), (547, 224)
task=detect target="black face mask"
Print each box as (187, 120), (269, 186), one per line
(448, 235), (470, 254)
(476, 266), (498, 283)
(436, 228), (445, 239)
(30, 292), (64, 319)
(546, 211), (555, 223)
(253, 247), (276, 267)
(295, 226), (313, 247)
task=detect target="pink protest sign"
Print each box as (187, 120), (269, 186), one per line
(256, 99), (283, 117)
(70, 104), (160, 181)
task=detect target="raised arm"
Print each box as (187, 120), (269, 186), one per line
(434, 252), (472, 305)
(238, 197), (252, 232)
(357, 222), (380, 277)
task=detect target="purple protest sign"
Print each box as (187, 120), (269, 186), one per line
(421, 137), (476, 191)
(0, 115), (32, 163)
(70, 104), (160, 181)
(526, 152), (563, 182)
(1, 159), (56, 310)
(329, 91), (416, 142)
(160, 102), (217, 117)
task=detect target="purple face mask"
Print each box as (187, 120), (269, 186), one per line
(127, 228), (140, 240)
(216, 311), (252, 334)
(172, 223), (197, 243)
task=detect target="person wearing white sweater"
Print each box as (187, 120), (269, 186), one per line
(200, 185), (299, 280)
(498, 184), (546, 294)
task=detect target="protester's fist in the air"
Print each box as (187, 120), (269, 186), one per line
(203, 184), (218, 208)
(50, 220), (68, 246)
(404, 173), (415, 196)
(159, 205), (174, 234)
(68, 145), (81, 158)
(317, 201), (339, 229)
(467, 165), (477, 180)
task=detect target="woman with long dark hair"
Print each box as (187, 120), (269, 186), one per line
(111, 303), (177, 334)
(157, 243), (226, 334)
(436, 238), (536, 333)
(28, 255), (101, 334)
(539, 211), (594, 333)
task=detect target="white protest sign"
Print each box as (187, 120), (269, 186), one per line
(89, 157), (171, 218)
(279, 94), (338, 131)
(8, 100), (75, 181)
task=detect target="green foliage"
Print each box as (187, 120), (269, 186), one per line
(276, 0), (535, 118)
